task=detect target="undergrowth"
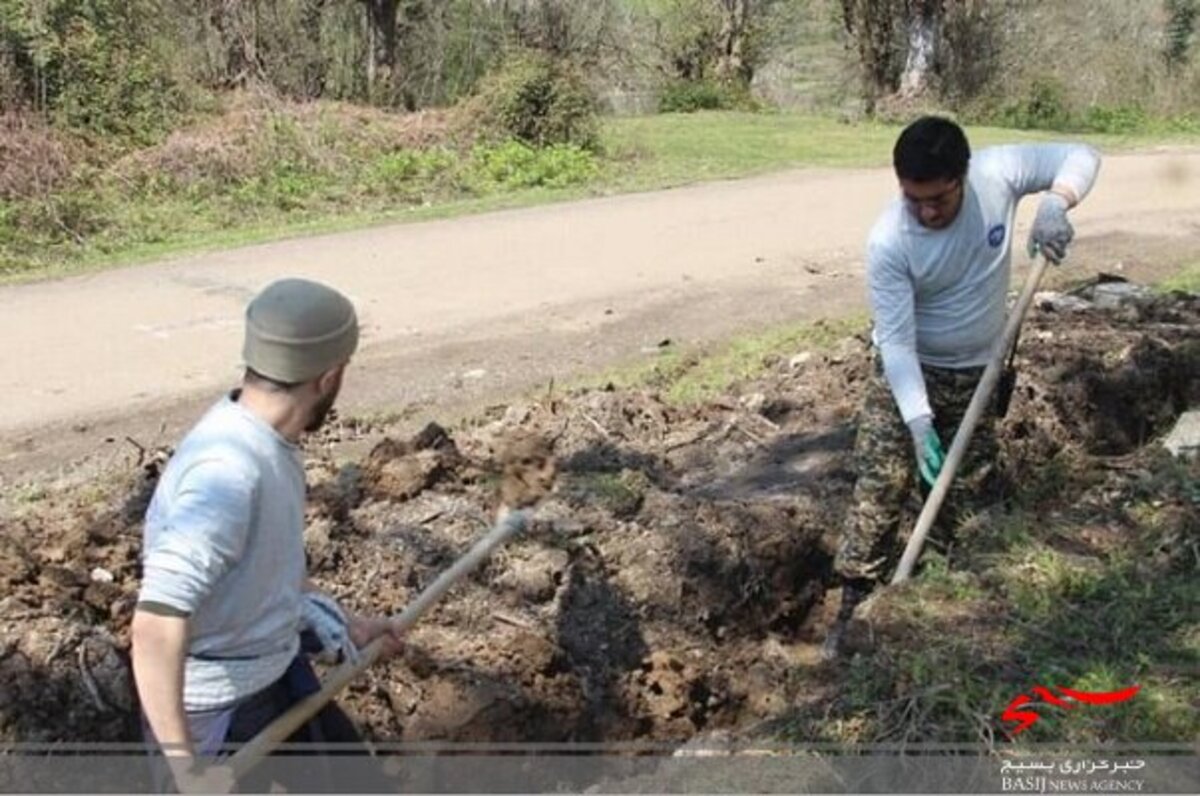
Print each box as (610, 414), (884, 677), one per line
(778, 451), (1199, 745)
(0, 98), (601, 277)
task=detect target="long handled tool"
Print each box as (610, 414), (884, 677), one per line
(891, 256), (1051, 584)
(226, 430), (557, 782)
(226, 507), (529, 781)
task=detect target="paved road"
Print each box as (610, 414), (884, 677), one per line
(2, 150), (1198, 480)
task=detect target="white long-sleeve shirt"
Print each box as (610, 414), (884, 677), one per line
(867, 143), (1101, 423)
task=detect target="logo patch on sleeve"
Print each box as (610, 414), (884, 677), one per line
(988, 223), (1006, 247)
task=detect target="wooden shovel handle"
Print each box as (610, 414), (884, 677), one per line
(892, 257), (1050, 584)
(227, 508), (529, 781)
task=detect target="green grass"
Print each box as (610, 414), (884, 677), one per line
(560, 470), (650, 518)
(600, 111), (1200, 188)
(4, 110), (1199, 284)
(9, 184), (591, 283)
(775, 452), (1199, 745)
(1158, 261), (1200, 293)
(583, 315), (865, 405)
(993, 540), (1198, 742)
(0, 137), (604, 283)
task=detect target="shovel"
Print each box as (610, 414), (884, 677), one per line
(891, 255), (1051, 584)
(225, 432), (557, 783)
(224, 507), (529, 781)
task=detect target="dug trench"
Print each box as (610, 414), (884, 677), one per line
(0, 285), (1196, 750)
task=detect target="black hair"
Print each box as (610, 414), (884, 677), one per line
(893, 116), (970, 182)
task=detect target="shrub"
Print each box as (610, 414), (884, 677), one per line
(365, 148), (459, 197)
(0, 0), (188, 144)
(986, 82), (1182, 134)
(471, 139), (598, 189)
(1078, 104), (1149, 134)
(370, 151), (425, 185)
(659, 80), (724, 113)
(998, 77), (1073, 131)
(10, 189), (107, 246)
(112, 95), (457, 198)
(658, 79), (760, 113)
(465, 51), (600, 151)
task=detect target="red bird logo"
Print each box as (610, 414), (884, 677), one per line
(1001, 685), (1141, 736)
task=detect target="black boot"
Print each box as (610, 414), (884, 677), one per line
(820, 578), (872, 661)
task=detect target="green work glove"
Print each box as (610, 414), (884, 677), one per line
(907, 413), (945, 488)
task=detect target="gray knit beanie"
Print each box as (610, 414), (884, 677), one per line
(243, 278), (358, 384)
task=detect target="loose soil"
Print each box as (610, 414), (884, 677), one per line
(1, 287), (1196, 748)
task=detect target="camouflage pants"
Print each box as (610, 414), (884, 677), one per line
(834, 355), (1000, 583)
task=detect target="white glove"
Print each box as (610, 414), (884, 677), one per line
(1028, 193), (1073, 263)
(301, 592), (360, 664)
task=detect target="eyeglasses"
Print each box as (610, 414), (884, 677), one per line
(903, 179), (962, 210)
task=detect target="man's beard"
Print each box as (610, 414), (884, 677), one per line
(305, 387), (339, 433)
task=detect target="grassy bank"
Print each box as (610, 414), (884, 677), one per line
(585, 314), (866, 406)
(603, 111), (1200, 187)
(1159, 261), (1200, 293)
(3, 103), (1200, 283)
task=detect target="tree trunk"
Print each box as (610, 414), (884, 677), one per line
(361, 0), (399, 103)
(715, 0), (753, 85)
(300, 0), (327, 98)
(210, 0), (261, 87)
(1165, 0), (1198, 67)
(840, 0), (899, 103)
(501, 0), (571, 57)
(897, 0), (939, 98)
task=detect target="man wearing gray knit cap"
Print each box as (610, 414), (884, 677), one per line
(132, 278), (403, 793)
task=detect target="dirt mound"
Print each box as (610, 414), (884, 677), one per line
(0, 466), (152, 742)
(1004, 291), (1200, 462)
(0, 290), (1195, 745)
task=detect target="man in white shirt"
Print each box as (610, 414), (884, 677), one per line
(823, 117), (1100, 659)
(132, 278), (405, 791)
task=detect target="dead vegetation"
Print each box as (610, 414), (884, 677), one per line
(112, 92), (457, 194)
(0, 113), (77, 201)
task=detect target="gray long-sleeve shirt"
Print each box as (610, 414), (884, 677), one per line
(867, 143), (1101, 423)
(138, 395), (306, 710)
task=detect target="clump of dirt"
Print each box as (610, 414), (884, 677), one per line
(497, 431), (558, 509)
(360, 422), (470, 503)
(0, 289), (1195, 747)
